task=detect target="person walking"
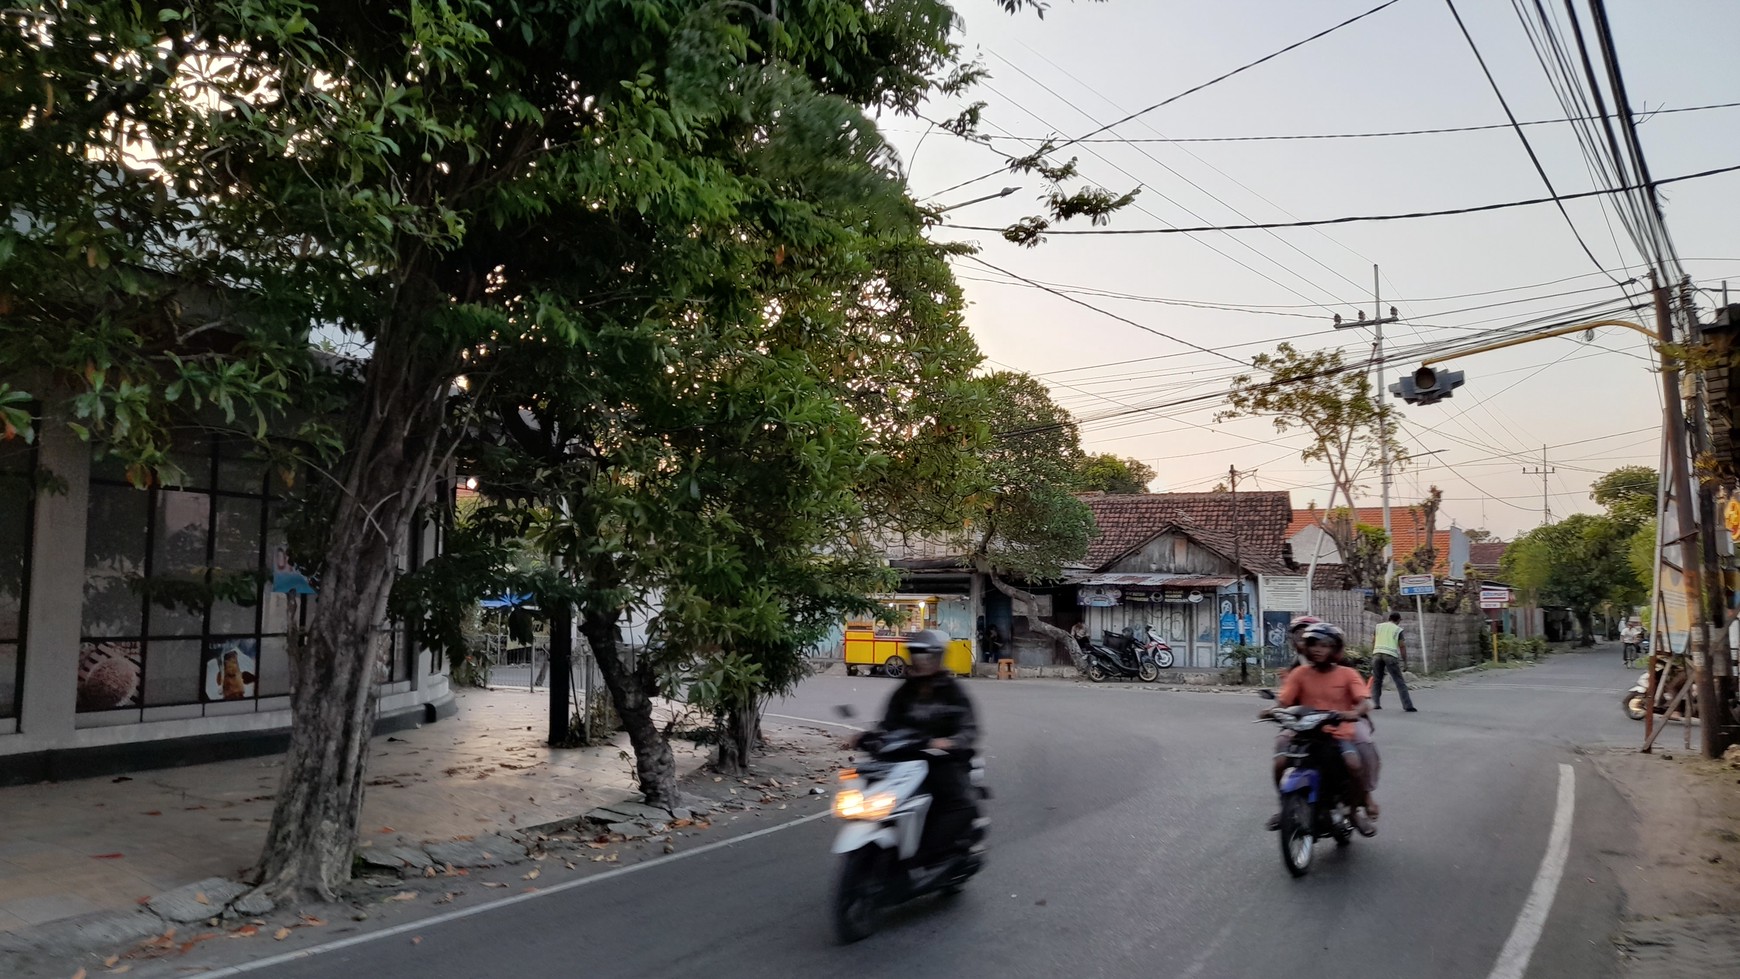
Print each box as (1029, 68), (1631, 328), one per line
(1370, 611), (1417, 712)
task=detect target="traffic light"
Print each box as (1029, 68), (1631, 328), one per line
(1389, 366), (1466, 405)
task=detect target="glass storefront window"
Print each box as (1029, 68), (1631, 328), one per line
(82, 485), (149, 639)
(150, 490), (211, 638)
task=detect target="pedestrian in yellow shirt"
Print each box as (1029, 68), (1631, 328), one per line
(1370, 611), (1418, 712)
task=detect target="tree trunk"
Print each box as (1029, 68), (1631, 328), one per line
(580, 603), (681, 806)
(1575, 609), (1597, 647)
(713, 702), (756, 775)
(250, 320), (451, 905)
(986, 571), (1082, 670)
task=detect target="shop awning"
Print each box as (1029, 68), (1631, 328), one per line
(1070, 573), (1237, 589)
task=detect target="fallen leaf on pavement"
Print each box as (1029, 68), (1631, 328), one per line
(107, 964), (131, 974)
(521, 887), (538, 894)
(91, 853), (126, 860)
(423, 866), (437, 878)
(71, 969), (87, 979)
(563, 861), (576, 870)
(143, 811), (161, 816)
(273, 927), (292, 941)
(299, 914), (326, 926)
(434, 892), (460, 905)
(483, 881), (508, 888)
(410, 936), (423, 945)
(521, 869), (539, 880)
(388, 891), (417, 902)
(194, 892), (209, 905)
(378, 826), (395, 833)
(231, 925), (258, 938)
(104, 955), (119, 967)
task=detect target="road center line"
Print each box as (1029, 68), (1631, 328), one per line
(194, 810), (831, 977)
(1485, 762), (1576, 979)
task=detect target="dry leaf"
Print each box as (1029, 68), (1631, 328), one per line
(273, 927), (291, 941)
(563, 861), (576, 871)
(483, 881), (508, 888)
(231, 925), (258, 939)
(194, 892), (209, 905)
(521, 869), (539, 881)
(300, 914), (326, 926)
(103, 955), (119, 968)
(423, 866), (437, 878)
(410, 936), (423, 946)
(107, 965), (131, 975)
(378, 826), (395, 833)
(388, 891), (417, 902)
(72, 969), (87, 979)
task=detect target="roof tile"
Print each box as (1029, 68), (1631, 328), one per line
(1080, 491), (1294, 574)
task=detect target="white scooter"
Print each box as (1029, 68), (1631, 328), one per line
(829, 708), (989, 943)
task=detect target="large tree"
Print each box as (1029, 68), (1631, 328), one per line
(4, 0), (1124, 905)
(943, 371), (1094, 667)
(1219, 343), (1406, 590)
(1502, 513), (1643, 644)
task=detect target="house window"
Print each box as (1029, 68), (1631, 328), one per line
(0, 434), (36, 721)
(76, 437), (294, 717)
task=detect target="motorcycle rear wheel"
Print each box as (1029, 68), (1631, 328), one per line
(1138, 659), (1160, 682)
(1279, 792), (1314, 878)
(832, 846), (886, 944)
(1624, 690), (1647, 721)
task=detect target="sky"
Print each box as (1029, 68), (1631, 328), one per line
(877, 0), (1740, 540)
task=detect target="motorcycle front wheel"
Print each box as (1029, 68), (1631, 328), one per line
(1279, 792), (1314, 878)
(1138, 659), (1160, 682)
(832, 846), (887, 944)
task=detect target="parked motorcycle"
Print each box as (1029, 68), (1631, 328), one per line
(1133, 623), (1175, 669)
(1258, 689), (1359, 877)
(830, 710), (990, 943)
(1084, 628), (1160, 682)
(1624, 671), (1649, 720)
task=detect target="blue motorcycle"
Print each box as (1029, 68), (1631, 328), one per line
(1259, 690), (1358, 877)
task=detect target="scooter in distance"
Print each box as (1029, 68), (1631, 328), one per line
(1134, 623), (1175, 669)
(1257, 689), (1361, 877)
(829, 706), (990, 943)
(1083, 628), (1159, 682)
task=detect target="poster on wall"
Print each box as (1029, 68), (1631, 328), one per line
(1263, 610), (1292, 666)
(76, 641), (142, 711)
(203, 638), (258, 702)
(1078, 586), (1122, 607)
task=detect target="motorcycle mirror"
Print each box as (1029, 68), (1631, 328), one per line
(1257, 689), (1277, 700)
(834, 704), (857, 719)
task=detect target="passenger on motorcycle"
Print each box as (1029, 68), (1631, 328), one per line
(861, 629), (981, 854)
(1264, 621), (1379, 837)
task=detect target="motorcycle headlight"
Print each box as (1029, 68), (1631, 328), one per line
(833, 789), (897, 821)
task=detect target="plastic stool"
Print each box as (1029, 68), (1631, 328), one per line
(997, 658), (1016, 680)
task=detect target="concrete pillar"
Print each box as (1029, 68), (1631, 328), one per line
(18, 416), (90, 740)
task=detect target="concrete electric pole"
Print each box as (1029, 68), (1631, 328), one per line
(1333, 265), (1401, 583)
(1522, 446), (1556, 525)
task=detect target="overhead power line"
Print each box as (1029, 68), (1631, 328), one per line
(943, 163), (1740, 236)
(926, 0), (1406, 200)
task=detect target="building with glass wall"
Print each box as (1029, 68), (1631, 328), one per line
(0, 408), (454, 785)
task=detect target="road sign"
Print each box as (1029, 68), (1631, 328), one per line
(1397, 574), (1436, 597)
(1479, 585), (1512, 609)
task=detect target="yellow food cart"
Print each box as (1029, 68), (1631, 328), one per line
(843, 595), (974, 678)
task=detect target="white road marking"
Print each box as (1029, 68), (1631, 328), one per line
(1485, 763), (1576, 979)
(193, 811), (831, 976)
(765, 711), (867, 732)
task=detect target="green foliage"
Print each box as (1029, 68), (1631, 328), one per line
(945, 372), (1094, 582)
(1501, 513), (1644, 634)
(1075, 452), (1156, 494)
(1591, 465), (1657, 531)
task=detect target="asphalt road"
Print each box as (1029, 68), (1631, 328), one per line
(234, 647), (1647, 979)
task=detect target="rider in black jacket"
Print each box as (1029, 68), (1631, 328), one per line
(870, 629), (980, 854)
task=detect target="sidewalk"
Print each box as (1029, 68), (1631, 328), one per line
(0, 686), (714, 938)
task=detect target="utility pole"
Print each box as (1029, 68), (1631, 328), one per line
(1334, 266), (1401, 586)
(1229, 464), (1249, 684)
(1522, 446), (1555, 525)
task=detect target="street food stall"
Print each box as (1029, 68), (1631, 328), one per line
(843, 594), (974, 677)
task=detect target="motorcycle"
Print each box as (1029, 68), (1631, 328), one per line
(1134, 623), (1175, 669)
(1624, 670), (1649, 720)
(1083, 628), (1159, 682)
(830, 709), (990, 943)
(1258, 689), (1359, 877)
